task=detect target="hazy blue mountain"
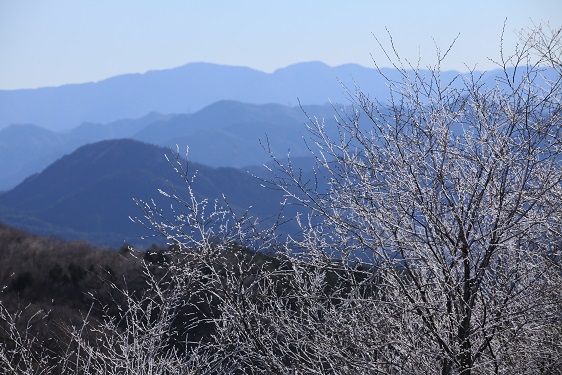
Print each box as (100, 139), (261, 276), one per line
(1, 62), (550, 133)
(0, 101), (338, 191)
(0, 62), (392, 131)
(0, 124), (68, 192)
(131, 100), (340, 167)
(69, 111), (173, 140)
(0, 112), (172, 191)
(0, 139), (292, 247)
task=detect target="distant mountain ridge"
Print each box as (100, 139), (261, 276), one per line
(0, 111), (171, 191)
(0, 101), (338, 191)
(1, 61), (549, 133)
(1, 63), (546, 247)
(0, 61), (442, 131)
(0, 139), (292, 247)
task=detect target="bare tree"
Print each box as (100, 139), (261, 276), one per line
(130, 24), (562, 374)
(258, 24), (562, 374)
(123, 24), (562, 374)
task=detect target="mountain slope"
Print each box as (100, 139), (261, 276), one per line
(131, 100), (339, 167)
(0, 101), (336, 191)
(0, 112), (172, 191)
(0, 124), (70, 192)
(0, 139), (287, 247)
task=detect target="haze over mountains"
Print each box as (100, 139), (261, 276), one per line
(0, 139), (302, 246)
(1, 61), (550, 246)
(0, 100), (338, 191)
(0, 61), (392, 131)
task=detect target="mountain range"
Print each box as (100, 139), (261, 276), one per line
(0, 62), (536, 193)
(2, 61), (533, 134)
(0, 61), (398, 132)
(0, 139), (303, 247)
(0, 100), (339, 191)
(1, 62), (549, 247)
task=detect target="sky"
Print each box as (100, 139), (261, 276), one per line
(1, 0), (560, 90)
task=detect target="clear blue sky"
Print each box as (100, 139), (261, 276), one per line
(1, 0), (560, 89)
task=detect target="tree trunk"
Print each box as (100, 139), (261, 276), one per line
(458, 254), (473, 375)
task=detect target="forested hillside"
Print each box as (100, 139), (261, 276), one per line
(0, 101), (335, 191)
(0, 139), (296, 246)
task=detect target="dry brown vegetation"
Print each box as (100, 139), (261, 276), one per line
(0, 222), (280, 374)
(0, 223), (151, 369)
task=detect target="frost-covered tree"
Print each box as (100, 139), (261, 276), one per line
(130, 23), (562, 374)
(257, 24), (562, 374)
